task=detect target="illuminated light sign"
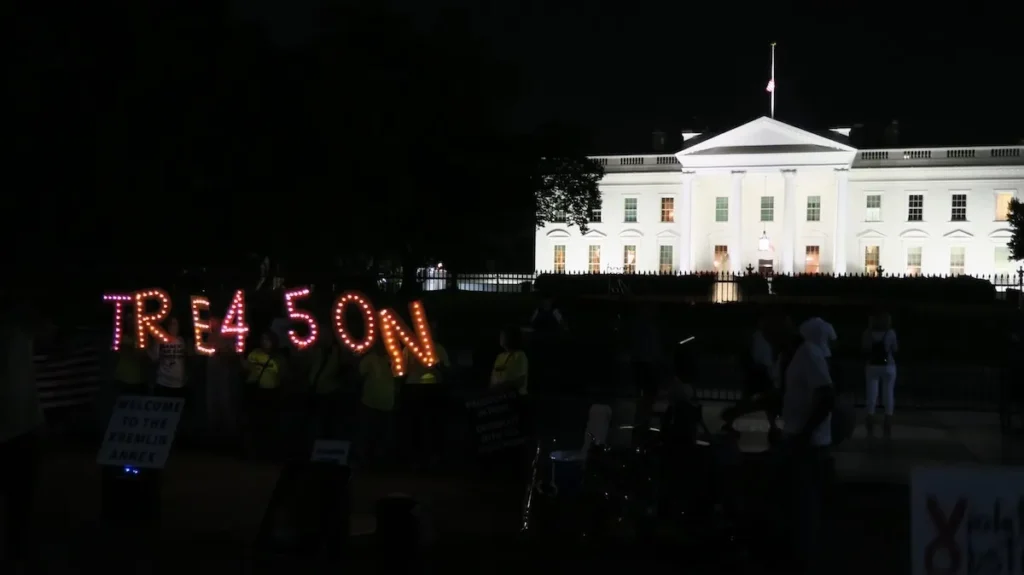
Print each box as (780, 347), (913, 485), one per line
(102, 288), (438, 376)
(133, 289), (172, 350)
(283, 287), (319, 350)
(190, 296), (216, 356)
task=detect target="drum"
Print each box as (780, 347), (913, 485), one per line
(549, 450), (586, 496)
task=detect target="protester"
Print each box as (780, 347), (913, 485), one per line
(205, 318), (243, 447)
(776, 317), (836, 575)
(0, 294), (48, 569)
(306, 334), (346, 441)
(111, 330), (148, 396)
(244, 330), (288, 458)
(527, 295), (566, 392)
(149, 316), (188, 397)
(490, 326), (528, 395)
(862, 311), (898, 440)
(722, 316), (781, 441)
(400, 323), (450, 468)
(357, 344), (398, 467)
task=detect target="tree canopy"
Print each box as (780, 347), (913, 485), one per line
(1006, 198), (1024, 261)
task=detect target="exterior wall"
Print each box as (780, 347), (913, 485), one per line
(846, 167), (1024, 277)
(536, 162), (1024, 277)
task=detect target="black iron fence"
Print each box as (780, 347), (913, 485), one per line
(379, 270), (1024, 301)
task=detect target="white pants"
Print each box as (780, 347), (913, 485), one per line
(864, 365), (897, 416)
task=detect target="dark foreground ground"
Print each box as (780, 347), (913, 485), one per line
(11, 439), (911, 573)
(10, 395), (1018, 573)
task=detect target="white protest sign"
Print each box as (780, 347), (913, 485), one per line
(96, 395), (185, 469)
(911, 466), (1024, 575)
(310, 440), (351, 466)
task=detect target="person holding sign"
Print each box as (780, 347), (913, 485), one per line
(356, 344), (397, 467)
(490, 326), (528, 396)
(149, 316), (188, 397)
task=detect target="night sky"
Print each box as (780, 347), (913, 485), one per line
(239, 0), (1024, 150)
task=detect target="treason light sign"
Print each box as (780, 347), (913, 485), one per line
(102, 288), (438, 377)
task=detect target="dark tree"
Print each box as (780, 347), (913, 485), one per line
(1007, 198), (1024, 260)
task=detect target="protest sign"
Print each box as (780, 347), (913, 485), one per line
(311, 440), (351, 465)
(97, 395), (184, 469)
(466, 389), (525, 454)
(911, 466), (1024, 575)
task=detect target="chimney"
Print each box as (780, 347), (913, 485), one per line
(652, 130), (667, 153)
(883, 120), (900, 148)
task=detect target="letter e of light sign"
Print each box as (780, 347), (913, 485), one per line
(190, 296), (215, 356)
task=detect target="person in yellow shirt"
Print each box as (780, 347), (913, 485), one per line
(111, 332), (149, 396)
(356, 344), (397, 467)
(244, 330), (288, 458)
(491, 326), (528, 396)
(400, 324), (450, 468)
(307, 336), (346, 440)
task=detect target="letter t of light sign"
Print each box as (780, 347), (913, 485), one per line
(102, 294), (134, 351)
(283, 287), (320, 350)
(133, 289), (172, 350)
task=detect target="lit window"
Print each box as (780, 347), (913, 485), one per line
(553, 245), (566, 273)
(713, 245), (729, 270)
(660, 197), (675, 223)
(906, 247), (922, 276)
(588, 245), (601, 273)
(949, 246), (965, 275)
(659, 245), (674, 273)
(864, 246), (880, 275)
(995, 193), (1013, 222)
(804, 246), (820, 274)
(623, 245), (637, 273)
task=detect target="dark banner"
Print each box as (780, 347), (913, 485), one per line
(465, 389), (526, 454)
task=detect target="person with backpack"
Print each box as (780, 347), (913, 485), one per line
(862, 311), (898, 440)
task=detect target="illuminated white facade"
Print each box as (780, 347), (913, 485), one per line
(536, 117), (1024, 279)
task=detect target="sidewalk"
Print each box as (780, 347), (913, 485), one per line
(702, 400), (1024, 483)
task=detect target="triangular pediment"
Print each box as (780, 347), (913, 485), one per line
(943, 229), (975, 239)
(856, 229), (886, 239)
(678, 117), (856, 156)
(582, 229), (607, 238)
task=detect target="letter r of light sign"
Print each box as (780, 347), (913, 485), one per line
(104, 288), (439, 377)
(925, 495), (967, 575)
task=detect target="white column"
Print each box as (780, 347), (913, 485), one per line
(781, 169), (797, 274)
(833, 169), (849, 274)
(729, 171), (745, 273)
(679, 171), (695, 272)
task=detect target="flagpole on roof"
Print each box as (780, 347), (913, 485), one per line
(769, 42), (776, 118)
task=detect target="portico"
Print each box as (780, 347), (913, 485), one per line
(674, 117), (857, 275)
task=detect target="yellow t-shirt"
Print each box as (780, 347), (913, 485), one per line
(308, 346), (343, 394)
(404, 344), (450, 384)
(491, 350), (528, 395)
(113, 350), (147, 385)
(359, 354), (396, 411)
(246, 349), (282, 389)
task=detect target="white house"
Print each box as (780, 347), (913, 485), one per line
(535, 117), (1024, 281)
